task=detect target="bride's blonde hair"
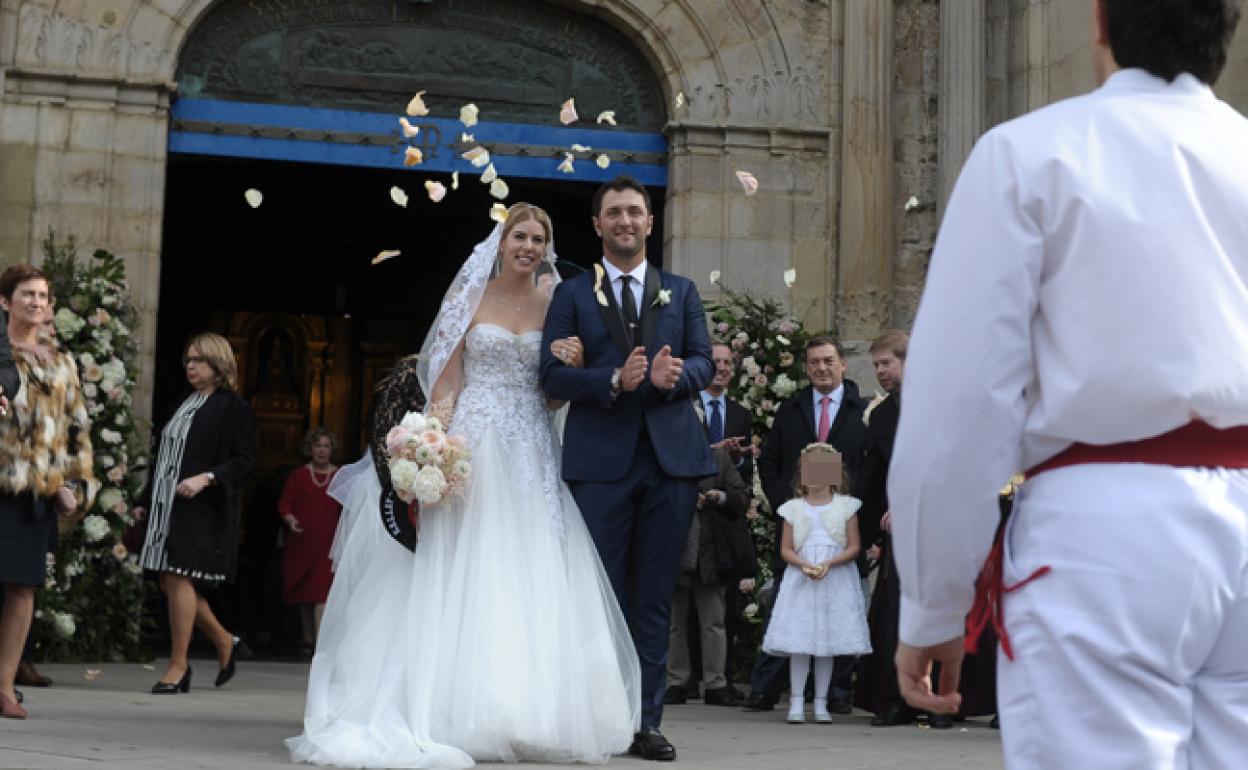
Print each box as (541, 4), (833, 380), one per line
(498, 202), (553, 262)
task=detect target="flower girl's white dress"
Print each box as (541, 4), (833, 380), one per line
(287, 323), (640, 768)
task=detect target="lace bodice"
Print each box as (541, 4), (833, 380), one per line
(451, 323), (564, 536)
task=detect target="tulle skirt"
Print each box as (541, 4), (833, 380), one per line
(287, 426), (640, 768)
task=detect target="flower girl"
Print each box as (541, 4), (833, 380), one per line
(761, 443), (871, 723)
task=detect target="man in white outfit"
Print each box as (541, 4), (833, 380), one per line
(887, 1), (1248, 768)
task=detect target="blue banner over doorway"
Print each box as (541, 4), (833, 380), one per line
(169, 98), (667, 187)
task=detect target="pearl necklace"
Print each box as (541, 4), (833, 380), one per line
(308, 465), (334, 488)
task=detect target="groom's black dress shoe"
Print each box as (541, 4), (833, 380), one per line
(741, 693), (775, 711)
(628, 728), (676, 761)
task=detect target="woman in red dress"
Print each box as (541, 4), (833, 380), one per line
(278, 428), (341, 653)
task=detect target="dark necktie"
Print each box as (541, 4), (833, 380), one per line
(619, 275), (639, 346)
(708, 398), (724, 445)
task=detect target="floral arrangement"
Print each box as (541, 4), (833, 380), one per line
(704, 275), (824, 677)
(384, 411), (471, 506)
(29, 231), (151, 661)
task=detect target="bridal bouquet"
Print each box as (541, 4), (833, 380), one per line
(384, 412), (472, 506)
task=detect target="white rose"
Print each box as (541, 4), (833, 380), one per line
(772, 373), (798, 399)
(82, 514), (111, 543)
(51, 611), (76, 639)
(91, 328), (112, 344)
(99, 454), (116, 468)
(114, 411), (128, 427)
(413, 444), (436, 464)
(99, 429), (123, 444)
(54, 308), (87, 338)
(98, 489), (123, 512)
(78, 352), (97, 367)
(451, 459), (471, 478)
(101, 359), (126, 382)
(389, 459), (420, 494)
(743, 602), (759, 618)
(412, 466), (447, 505)
(424, 416), (443, 433)
(399, 411), (427, 433)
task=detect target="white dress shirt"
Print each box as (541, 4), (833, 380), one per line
(811, 384), (843, 434)
(888, 68), (1248, 647)
(601, 258), (646, 319)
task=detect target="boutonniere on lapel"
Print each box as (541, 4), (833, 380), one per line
(652, 288), (672, 308)
(592, 264), (609, 307)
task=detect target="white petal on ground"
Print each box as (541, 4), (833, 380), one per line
(734, 169), (759, 196)
(403, 146), (424, 166)
(596, 110), (617, 126)
(560, 97), (579, 125)
(462, 146), (490, 168)
(489, 178), (510, 199)
(595, 154), (611, 169)
(489, 203), (509, 223)
(406, 91), (430, 117)
(459, 103), (479, 127)
(389, 186), (409, 208)
(557, 153), (575, 174)
(244, 188), (263, 208)
(372, 249), (401, 265)
(425, 181), (447, 202)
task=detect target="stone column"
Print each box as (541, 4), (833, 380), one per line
(837, 0), (894, 369)
(938, 0), (987, 213)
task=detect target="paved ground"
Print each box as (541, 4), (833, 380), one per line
(1, 662), (1003, 769)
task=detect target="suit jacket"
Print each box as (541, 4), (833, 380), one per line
(757, 382), (869, 516)
(0, 311), (19, 402)
(854, 392), (899, 549)
(694, 393), (755, 485)
(541, 262), (715, 482)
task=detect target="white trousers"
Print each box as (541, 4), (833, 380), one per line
(1000, 465), (1248, 770)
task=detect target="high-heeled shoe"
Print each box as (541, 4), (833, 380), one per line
(151, 666), (192, 694)
(215, 636), (241, 688)
(1, 692), (28, 719)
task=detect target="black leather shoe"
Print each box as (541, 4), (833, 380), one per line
(928, 713), (955, 730)
(829, 698), (853, 715)
(703, 686), (743, 706)
(215, 636), (241, 688)
(741, 692), (775, 711)
(663, 685), (687, 705)
(628, 728), (676, 761)
(152, 666), (192, 694)
(16, 661), (52, 687)
(870, 703), (917, 727)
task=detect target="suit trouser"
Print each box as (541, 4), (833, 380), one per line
(999, 465), (1248, 770)
(570, 436), (698, 730)
(668, 573), (728, 691)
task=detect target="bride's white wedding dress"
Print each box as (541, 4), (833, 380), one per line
(287, 323), (640, 768)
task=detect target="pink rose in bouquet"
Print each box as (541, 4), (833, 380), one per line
(384, 411), (472, 506)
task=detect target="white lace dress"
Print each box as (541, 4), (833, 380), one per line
(761, 498), (872, 658)
(288, 324), (640, 768)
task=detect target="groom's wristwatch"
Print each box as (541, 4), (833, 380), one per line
(610, 368), (622, 398)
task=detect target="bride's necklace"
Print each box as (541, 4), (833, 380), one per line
(489, 288), (528, 313)
(308, 465), (333, 488)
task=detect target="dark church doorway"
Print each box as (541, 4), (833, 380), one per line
(155, 152), (664, 657)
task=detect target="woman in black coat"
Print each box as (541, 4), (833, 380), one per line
(134, 333), (256, 693)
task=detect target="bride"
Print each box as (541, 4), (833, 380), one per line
(287, 203), (641, 768)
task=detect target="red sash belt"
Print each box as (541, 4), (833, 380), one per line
(968, 421), (1248, 660)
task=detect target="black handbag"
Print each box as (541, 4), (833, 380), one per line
(712, 511), (757, 581)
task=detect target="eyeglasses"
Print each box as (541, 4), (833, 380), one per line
(183, 356), (209, 367)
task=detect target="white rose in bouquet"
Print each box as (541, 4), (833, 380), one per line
(399, 411), (428, 433)
(82, 514), (110, 543)
(412, 466), (448, 505)
(413, 444), (437, 464)
(390, 459), (421, 497)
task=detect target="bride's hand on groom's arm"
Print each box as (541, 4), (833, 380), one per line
(550, 336), (584, 368)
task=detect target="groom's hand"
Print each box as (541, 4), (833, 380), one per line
(620, 346), (648, 392)
(650, 345), (683, 391)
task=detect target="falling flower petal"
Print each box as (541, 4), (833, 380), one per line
(904, 195), (920, 212)
(403, 146), (424, 166)
(389, 185), (409, 208)
(674, 91), (685, 109)
(595, 153), (611, 169)
(460, 132), (474, 144)
(735, 170), (759, 196)
(571, 143), (592, 153)
(459, 103), (479, 127)
(462, 146), (490, 168)
(425, 180), (447, 203)
(451, 171), (460, 190)
(398, 117), (419, 138)
(557, 153), (575, 174)
(142, 665), (155, 671)
(709, 270), (721, 285)
(560, 98), (579, 125)
(406, 91), (429, 117)
(480, 163), (498, 184)
(372, 249), (401, 265)
(489, 203), (510, 223)
(489, 178), (510, 199)
(783, 268), (797, 288)
(596, 110), (617, 126)
(244, 188), (263, 208)
(84, 668), (102, 680)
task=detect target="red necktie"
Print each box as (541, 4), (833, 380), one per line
(817, 395), (831, 442)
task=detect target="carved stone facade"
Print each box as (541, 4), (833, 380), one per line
(1, 0), (1246, 413)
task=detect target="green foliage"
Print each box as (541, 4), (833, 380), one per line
(28, 230), (153, 662)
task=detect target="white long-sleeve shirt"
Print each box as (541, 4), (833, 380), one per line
(889, 68), (1248, 647)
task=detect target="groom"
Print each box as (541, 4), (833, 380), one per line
(541, 175), (715, 761)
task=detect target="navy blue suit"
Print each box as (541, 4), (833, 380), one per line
(541, 262), (715, 729)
